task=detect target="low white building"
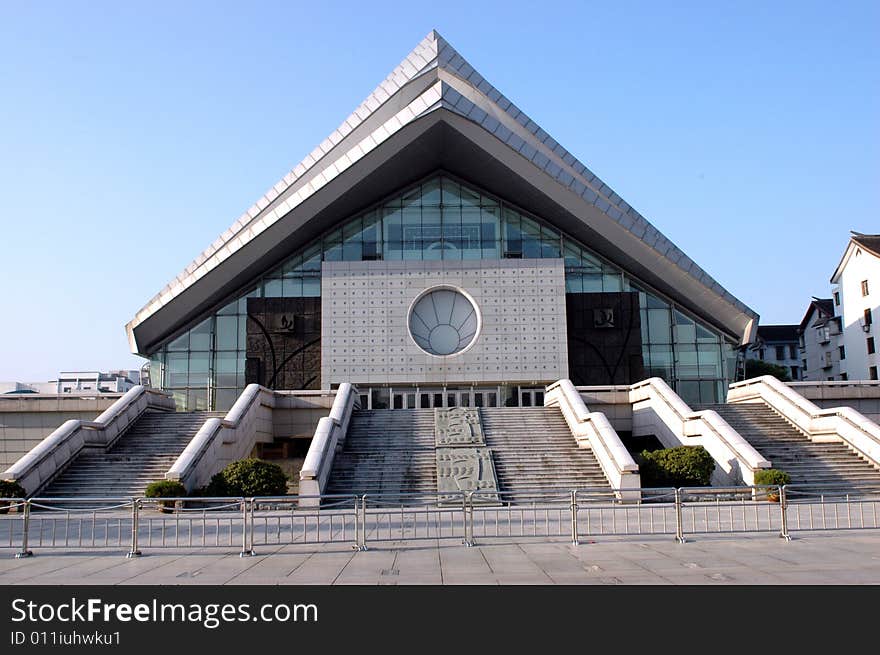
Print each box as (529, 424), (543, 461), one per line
(831, 233), (880, 381)
(0, 370), (140, 395)
(798, 298), (842, 381)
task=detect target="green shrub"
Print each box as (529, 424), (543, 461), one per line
(144, 480), (186, 498)
(638, 446), (715, 487)
(0, 480), (26, 498)
(208, 459), (288, 497)
(753, 469), (791, 487)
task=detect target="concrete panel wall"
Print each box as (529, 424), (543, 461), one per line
(321, 258), (568, 387)
(0, 395), (122, 469)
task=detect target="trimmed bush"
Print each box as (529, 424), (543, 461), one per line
(753, 469), (791, 487)
(0, 480), (26, 498)
(0, 480), (26, 514)
(208, 459), (288, 497)
(638, 446), (715, 487)
(144, 480), (186, 498)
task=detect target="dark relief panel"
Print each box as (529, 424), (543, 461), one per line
(245, 298), (321, 390)
(566, 292), (644, 385)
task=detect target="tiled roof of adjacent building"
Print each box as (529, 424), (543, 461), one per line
(756, 325), (799, 342)
(851, 233), (880, 258)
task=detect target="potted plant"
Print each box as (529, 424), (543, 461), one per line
(753, 469), (791, 502)
(144, 480), (187, 513)
(0, 480), (26, 514)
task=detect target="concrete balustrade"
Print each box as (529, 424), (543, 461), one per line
(729, 376), (880, 469)
(166, 384), (273, 491)
(545, 379), (640, 500)
(628, 378), (770, 485)
(299, 383), (360, 505)
(2, 386), (175, 494)
(165, 386), (342, 492)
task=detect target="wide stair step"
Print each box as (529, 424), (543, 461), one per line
(480, 408), (610, 500)
(39, 411), (223, 497)
(326, 409), (437, 498)
(696, 403), (880, 488)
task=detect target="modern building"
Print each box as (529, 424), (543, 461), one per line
(125, 30), (758, 412)
(746, 325), (801, 380)
(831, 233), (879, 381)
(798, 298), (842, 381)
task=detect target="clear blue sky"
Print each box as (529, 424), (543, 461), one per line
(1, 1), (877, 380)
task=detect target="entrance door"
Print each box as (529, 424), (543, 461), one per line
(391, 391), (412, 409)
(518, 387), (545, 407)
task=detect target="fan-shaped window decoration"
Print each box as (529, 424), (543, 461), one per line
(408, 287), (480, 356)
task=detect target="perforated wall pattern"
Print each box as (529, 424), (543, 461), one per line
(321, 259), (568, 387)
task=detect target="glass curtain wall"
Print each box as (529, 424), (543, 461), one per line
(148, 174), (736, 410)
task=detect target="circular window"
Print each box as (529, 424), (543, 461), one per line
(408, 286), (481, 357)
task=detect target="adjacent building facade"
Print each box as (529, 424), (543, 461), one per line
(798, 298), (842, 381)
(746, 325), (801, 380)
(126, 31), (758, 411)
(831, 233), (880, 381)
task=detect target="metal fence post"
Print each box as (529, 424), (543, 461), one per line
(462, 492), (475, 547)
(239, 498), (255, 557)
(570, 490), (579, 546)
(779, 485), (792, 541)
(15, 500), (33, 559)
(674, 488), (686, 543)
(126, 498), (141, 558)
(350, 495), (359, 551)
(357, 495), (368, 551)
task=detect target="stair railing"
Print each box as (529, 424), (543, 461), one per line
(299, 383), (360, 506)
(1, 386), (175, 495)
(629, 378), (770, 486)
(728, 376), (880, 469)
(545, 379), (640, 502)
(165, 384), (275, 492)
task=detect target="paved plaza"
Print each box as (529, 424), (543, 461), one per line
(1, 531), (879, 585)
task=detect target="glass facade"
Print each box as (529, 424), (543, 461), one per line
(148, 174), (736, 410)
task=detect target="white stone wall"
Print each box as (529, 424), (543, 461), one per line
(321, 259), (568, 387)
(834, 246), (879, 380)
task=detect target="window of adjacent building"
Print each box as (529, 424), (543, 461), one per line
(840, 372), (848, 381)
(789, 344), (798, 359)
(871, 366), (878, 381)
(790, 366), (799, 380)
(869, 337), (876, 355)
(839, 345), (846, 360)
(865, 308), (874, 326)
(801, 359), (807, 370)
(834, 291), (840, 305)
(862, 280), (870, 297)
(758, 348), (765, 361)
(775, 345), (785, 360)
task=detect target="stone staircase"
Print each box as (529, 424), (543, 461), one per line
(480, 407), (609, 496)
(325, 409), (437, 497)
(698, 403), (880, 487)
(40, 411), (223, 497)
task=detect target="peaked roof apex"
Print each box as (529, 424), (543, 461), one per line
(126, 30), (758, 354)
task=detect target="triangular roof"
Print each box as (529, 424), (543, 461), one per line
(831, 231), (880, 283)
(126, 30), (758, 355)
